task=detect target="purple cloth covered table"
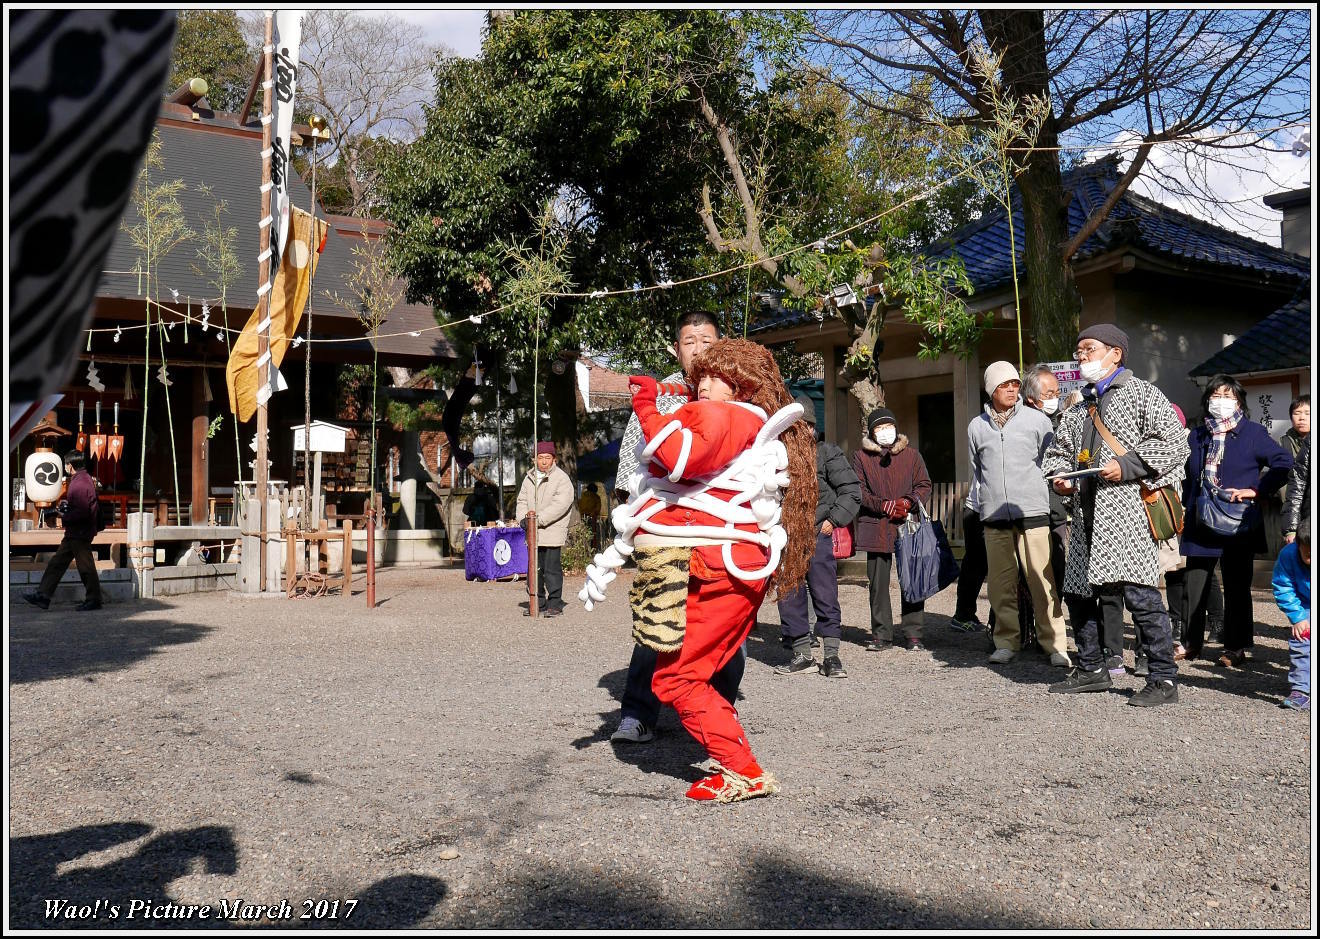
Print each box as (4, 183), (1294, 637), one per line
(463, 525), (528, 581)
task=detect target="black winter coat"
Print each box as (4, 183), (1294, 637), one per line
(816, 439), (861, 529)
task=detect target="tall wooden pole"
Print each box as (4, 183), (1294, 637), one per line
(256, 14), (274, 591)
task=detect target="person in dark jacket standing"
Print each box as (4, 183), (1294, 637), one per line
(23, 450), (103, 611)
(1180, 374), (1293, 666)
(852, 408), (933, 651)
(775, 396), (862, 678)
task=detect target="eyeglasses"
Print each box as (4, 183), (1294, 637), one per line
(1036, 389), (1060, 400)
(1074, 343), (1109, 359)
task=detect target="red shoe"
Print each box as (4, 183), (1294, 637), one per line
(685, 764), (780, 803)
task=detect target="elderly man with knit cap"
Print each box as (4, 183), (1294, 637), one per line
(1043, 324), (1189, 707)
(516, 440), (575, 616)
(852, 407), (932, 651)
(969, 362), (1072, 668)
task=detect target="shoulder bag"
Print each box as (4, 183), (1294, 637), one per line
(831, 522), (855, 560)
(1196, 472), (1253, 538)
(1086, 405), (1184, 542)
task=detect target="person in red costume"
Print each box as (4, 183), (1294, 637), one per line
(582, 338), (817, 803)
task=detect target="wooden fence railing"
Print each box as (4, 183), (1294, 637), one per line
(927, 481), (971, 545)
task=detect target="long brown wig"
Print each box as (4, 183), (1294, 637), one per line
(690, 338), (818, 594)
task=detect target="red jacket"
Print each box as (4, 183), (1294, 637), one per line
(632, 380), (772, 571)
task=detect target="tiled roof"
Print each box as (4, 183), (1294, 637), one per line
(749, 291), (834, 335)
(99, 121), (455, 363)
(925, 157), (1310, 293)
(1190, 285), (1312, 377)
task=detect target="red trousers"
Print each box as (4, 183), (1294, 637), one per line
(652, 548), (769, 775)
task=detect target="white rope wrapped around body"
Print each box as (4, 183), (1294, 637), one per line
(579, 401), (803, 611)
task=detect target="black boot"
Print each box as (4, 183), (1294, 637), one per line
(1048, 667), (1114, 694)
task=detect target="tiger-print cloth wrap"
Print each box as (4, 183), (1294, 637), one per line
(629, 546), (691, 652)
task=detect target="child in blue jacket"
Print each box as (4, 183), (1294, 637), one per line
(1272, 524), (1311, 710)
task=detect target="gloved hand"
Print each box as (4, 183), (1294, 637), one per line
(628, 375), (659, 402)
(887, 498), (911, 521)
(881, 499), (897, 517)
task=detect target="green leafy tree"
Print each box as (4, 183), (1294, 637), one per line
(168, 10), (254, 113)
(380, 10), (997, 449)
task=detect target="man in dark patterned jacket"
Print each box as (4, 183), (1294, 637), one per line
(1043, 324), (1189, 707)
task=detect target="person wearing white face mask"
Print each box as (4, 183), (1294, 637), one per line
(1179, 373), (1293, 667)
(970, 362), (1071, 668)
(1042, 324), (1190, 707)
(852, 408), (932, 651)
(1022, 364), (1083, 656)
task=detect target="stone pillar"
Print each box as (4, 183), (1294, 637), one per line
(127, 512), (155, 599)
(240, 497), (261, 592)
(399, 478), (418, 530)
(265, 496), (282, 591)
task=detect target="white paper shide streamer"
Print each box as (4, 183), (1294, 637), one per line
(269, 11), (302, 271)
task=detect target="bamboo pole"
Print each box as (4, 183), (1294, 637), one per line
(256, 13), (274, 591)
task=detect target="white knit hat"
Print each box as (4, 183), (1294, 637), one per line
(983, 360), (1020, 397)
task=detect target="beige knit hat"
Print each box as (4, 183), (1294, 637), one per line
(983, 361), (1020, 397)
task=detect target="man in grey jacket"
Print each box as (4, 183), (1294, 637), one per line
(969, 362), (1071, 667)
(775, 396), (862, 678)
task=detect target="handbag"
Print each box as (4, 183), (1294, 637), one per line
(1087, 405), (1184, 541)
(830, 522), (854, 560)
(1196, 472), (1254, 537)
(894, 504), (956, 604)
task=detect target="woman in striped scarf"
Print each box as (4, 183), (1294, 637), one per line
(1180, 374), (1293, 666)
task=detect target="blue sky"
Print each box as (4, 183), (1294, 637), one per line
(385, 7), (486, 59)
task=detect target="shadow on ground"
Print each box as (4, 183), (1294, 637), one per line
(8, 600), (215, 685)
(459, 851), (1042, 930)
(8, 822), (447, 930)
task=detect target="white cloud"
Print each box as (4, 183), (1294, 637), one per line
(385, 8), (487, 59)
(1082, 127), (1312, 246)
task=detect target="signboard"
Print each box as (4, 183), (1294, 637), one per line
(1243, 382), (1294, 438)
(291, 421), (348, 454)
(1044, 360), (1085, 399)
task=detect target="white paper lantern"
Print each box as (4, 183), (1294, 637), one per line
(24, 450), (64, 503)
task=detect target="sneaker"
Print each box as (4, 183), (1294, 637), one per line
(864, 637), (893, 652)
(22, 592), (50, 611)
(1281, 691), (1310, 711)
(1049, 652), (1073, 668)
(543, 606), (564, 617)
(904, 639), (927, 652)
(818, 655), (848, 678)
(988, 648), (1017, 665)
(75, 599), (102, 612)
(949, 615), (985, 633)
(1134, 653), (1150, 678)
(1172, 643), (1187, 661)
(1105, 655), (1125, 677)
(610, 717), (654, 744)
(1128, 680), (1178, 707)
(774, 652), (818, 676)
(685, 766), (780, 803)
(1048, 668), (1114, 694)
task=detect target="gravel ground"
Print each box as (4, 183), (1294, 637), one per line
(8, 565), (1313, 930)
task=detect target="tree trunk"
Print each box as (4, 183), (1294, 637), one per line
(545, 360), (579, 483)
(980, 9), (1084, 361)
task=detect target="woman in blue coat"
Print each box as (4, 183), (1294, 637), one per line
(1180, 374), (1293, 666)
